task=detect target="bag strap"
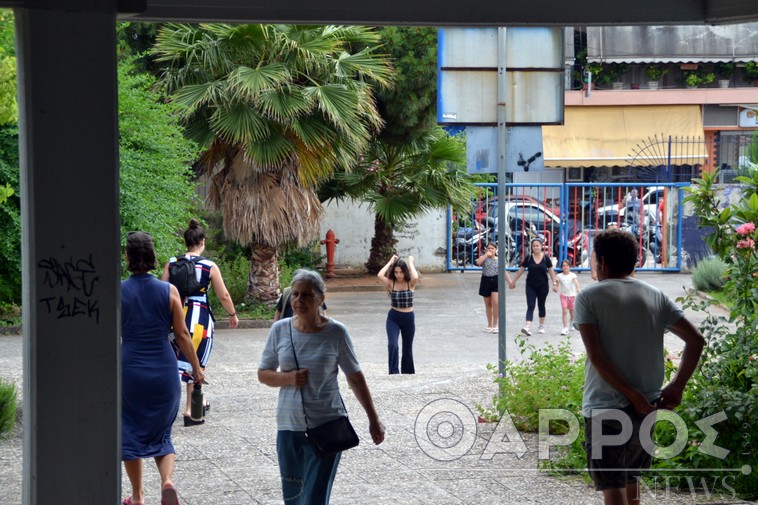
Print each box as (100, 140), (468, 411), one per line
(289, 319), (348, 430)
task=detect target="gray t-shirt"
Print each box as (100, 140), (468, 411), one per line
(259, 318), (361, 431)
(573, 278), (683, 417)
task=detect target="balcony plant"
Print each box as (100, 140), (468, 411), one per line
(715, 62), (734, 87)
(744, 61), (758, 85)
(644, 65), (669, 89)
(585, 62), (627, 89)
(684, 70), (715, 88)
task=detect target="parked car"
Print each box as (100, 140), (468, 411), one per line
(484, 199), (579, 262)
(595, 186), (665, 227)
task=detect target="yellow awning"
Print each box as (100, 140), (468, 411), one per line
(542, 105), (706, 168)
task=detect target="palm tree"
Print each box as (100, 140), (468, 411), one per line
(320, 128), (472, 273)
(153, 23), (392, 304)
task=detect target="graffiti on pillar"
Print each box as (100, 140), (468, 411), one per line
(37, 253), (100, 323)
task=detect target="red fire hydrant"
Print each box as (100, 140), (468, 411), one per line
(321, 229), (340, 278)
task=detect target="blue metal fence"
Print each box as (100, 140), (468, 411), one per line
(447, 182), (689, 273)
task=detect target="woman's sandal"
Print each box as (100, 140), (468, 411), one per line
(183, 415), (205, 427)
(161, 483), (179, 505)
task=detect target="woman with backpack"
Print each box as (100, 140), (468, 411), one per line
(161, 219), (238, 426)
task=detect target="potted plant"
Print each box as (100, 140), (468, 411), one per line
(684, 70), (715, 88)
(585, 62), (627, 89)
(715, 62), (734, 88)
(744, 61), (758, 86)
(645, 65), (669, 89)
(609, 63), (628, 89)
(684, 72), (701, 88)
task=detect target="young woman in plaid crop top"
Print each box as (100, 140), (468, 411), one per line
(475, 242), (513, 334)
(377, 255), (419, 374)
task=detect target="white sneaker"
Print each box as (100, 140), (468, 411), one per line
(490, 326), (499, 333)
(561, 327), (569, 336)
(483, 327), (492, 333)
(521, 326), (532, 336)
(538, 325), (545, 334)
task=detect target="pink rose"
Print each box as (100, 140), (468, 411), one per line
(737, 238), (755, 249)
(736, 222), (756, 235)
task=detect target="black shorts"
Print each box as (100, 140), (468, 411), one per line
(583, 405), (654, 491)
(479, 275), (498, 297)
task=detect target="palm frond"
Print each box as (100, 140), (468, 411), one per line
(256, 86), (313, 122)
(172, 81), (225, 112)
(306, 84), (362, 133)
(335, 48), (394, 88)
(245, 131), (295, 168)
(209, 104), (268, 145)
(183, 112), (216, 149)
(227, 63), (292, 102)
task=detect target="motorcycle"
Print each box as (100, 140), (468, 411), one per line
(567, 221), (658, 268)
(620, 218), (653, 267)
(452, 221), (491, 267)
(566, 226), (600, 267)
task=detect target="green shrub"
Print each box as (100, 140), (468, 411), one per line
(0, 378), (17, 436)
(202, 230), (325, 320)
(0, 301), (20, 326)
(679, 165), (758, 499)
(692, 256), (728, 291)
(281, 242), (324, 271)
(209, 253), (249, 311)
(478, 338), (586, 472)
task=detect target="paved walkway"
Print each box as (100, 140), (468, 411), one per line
(0, 272), (746, 504)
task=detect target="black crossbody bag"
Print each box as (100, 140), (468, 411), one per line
(289, 321), (359, 457)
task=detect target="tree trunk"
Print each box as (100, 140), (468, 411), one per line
(365, 214), (397, 274)
(248, 243), (280, 306)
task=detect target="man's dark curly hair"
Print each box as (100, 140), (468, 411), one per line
(593, 229), (638, 276)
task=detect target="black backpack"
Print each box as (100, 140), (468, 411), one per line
(168, 256), (204, 298)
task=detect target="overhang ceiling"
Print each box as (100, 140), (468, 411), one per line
(118, 0), (758, 26)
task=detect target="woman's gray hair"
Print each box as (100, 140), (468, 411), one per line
(291, 268), (327, 296)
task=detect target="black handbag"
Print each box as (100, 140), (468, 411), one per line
(289, 321), (360, 457)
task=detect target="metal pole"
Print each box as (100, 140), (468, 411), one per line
(497, 27), (508, 377)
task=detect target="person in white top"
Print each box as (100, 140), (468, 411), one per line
(556, 259), (581, 335)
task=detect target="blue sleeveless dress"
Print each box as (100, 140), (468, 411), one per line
(121, 273), (181, 460)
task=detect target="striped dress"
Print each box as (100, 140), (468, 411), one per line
(169, 254), (216, 382)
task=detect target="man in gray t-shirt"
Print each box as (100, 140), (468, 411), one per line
(574, 229), (704, 505)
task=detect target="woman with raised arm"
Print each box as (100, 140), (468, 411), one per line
(377, 254), (420, 374)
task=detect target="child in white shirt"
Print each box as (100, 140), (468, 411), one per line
(557, 259), (581, 335)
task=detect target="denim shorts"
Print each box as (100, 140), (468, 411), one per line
(583, 405), (655, 491)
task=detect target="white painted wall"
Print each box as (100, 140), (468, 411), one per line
(320, 199), (449, 271)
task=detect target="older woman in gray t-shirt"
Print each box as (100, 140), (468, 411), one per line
(258, 268), (385, 505)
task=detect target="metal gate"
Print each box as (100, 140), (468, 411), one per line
(447, 182), (688, 272)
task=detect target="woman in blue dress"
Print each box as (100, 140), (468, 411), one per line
(122, 231), (205, 505)
(161, 219), (238, 425)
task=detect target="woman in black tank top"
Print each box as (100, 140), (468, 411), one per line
(377, 255), (419, 374)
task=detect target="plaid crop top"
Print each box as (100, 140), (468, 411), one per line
(390, 281), (414, 309)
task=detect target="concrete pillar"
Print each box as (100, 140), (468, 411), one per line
(15, 4), (120, 504)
